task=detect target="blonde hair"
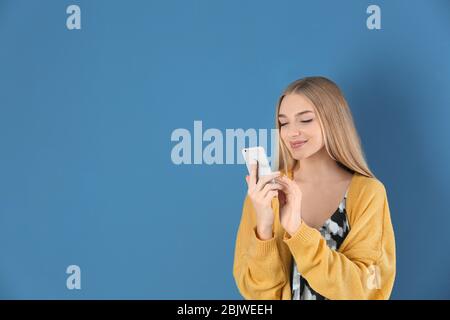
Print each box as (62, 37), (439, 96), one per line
(274, 76), (375, 178)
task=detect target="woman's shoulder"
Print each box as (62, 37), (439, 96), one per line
(344, 172), (390, 227)
(352, 172), (387, 196)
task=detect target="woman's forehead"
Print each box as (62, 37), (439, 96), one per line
(279, 94), (315, 116)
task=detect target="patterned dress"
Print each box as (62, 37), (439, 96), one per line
(291, 188), (350, 300)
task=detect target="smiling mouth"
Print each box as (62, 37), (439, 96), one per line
(290, 140), (307, 149)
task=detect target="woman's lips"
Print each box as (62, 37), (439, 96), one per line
(290, 140), (307, 149)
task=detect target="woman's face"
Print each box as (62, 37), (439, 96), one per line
(278, 93), (324, 160)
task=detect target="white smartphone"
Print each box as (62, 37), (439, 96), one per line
(242, 146), (273, 179)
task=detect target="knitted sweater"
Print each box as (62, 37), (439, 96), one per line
(233, 170), (396, 300)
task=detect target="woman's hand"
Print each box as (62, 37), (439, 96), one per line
(245, 163), (282, 240)
(275, 175), (303, 236)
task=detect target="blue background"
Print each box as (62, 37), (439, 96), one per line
(0, 0), (449, 299)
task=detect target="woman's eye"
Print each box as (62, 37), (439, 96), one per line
(280, 119), (312, 127)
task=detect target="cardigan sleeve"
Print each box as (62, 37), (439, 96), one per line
(232, 195), (289, 299)
(283, 180), (396, 300)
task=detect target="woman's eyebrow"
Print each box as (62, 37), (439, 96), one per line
(278, 110), (314, 118)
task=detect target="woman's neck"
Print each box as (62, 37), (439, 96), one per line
(293, 148), (352, 184)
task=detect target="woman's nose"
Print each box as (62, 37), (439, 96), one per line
(288, 128), (301, 138)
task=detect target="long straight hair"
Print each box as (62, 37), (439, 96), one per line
(274, 76), (374, 178)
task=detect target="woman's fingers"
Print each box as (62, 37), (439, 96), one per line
(274, 176), (293, 193)
(249, 163), (257, 187)
(261, 182), (283, 197)
(275, 176), (302, 201)
(255, 172), (281, 192)
(263, 190), (279, 203)
(281, 176), (299, 189)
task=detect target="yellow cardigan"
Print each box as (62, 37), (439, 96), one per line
(233, 170), (396, 300)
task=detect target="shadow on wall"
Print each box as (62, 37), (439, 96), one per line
(339, 56), (450, 299)
(432, 1), (450, 30)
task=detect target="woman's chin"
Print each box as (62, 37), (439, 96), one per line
(289, 149), (306, 160)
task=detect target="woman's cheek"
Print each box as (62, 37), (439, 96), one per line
(279, 129), (286, 144)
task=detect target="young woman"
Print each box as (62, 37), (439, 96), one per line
(233, 76), (396, 300)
